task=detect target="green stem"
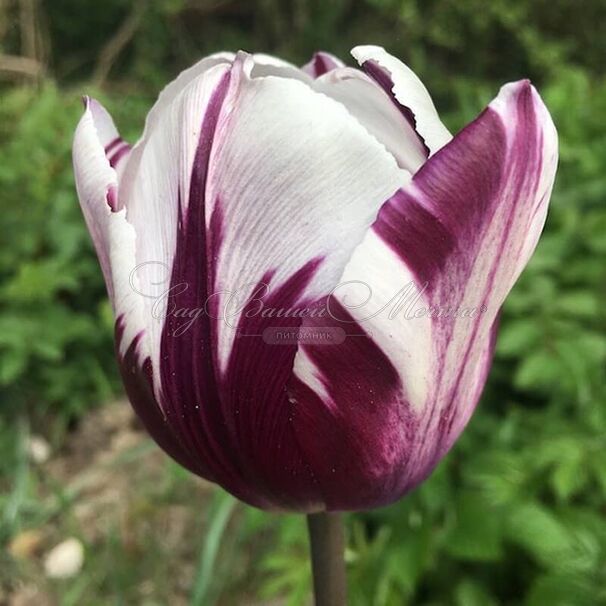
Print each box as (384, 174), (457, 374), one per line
(306, 512), (347, 606)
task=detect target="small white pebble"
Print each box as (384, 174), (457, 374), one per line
(44, 538), (84, 579)
(28, 435), (51, 464)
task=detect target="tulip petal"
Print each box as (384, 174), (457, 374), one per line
(115, 62), (234, 380)
(73, 97), (124, 298)
(84, 99), (132, 176)
(351, 45), (452, 156)
(291, 80), (558, 509)
(251, 53), (312, 81)
(73, 97), (150, 372)
(302, 51), (345, 77)
(313, 67), (427, 173)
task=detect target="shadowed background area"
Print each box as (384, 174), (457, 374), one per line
(1, 1), (605, 604)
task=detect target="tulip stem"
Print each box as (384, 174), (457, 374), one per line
(306, 511), (347, 606)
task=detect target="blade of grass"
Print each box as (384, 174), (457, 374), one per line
(2, 418), (29, 537)
(190, 489), (237, 606)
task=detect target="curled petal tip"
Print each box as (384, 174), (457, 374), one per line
(350, 44), (384, 62)
(81, 95), (90, 110)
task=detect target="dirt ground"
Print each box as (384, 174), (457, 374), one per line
(3, 402), (283, 605)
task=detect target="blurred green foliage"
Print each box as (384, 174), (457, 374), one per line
(1, 0), (605, 604)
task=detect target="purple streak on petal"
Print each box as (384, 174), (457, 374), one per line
(157, 68), (266, 506)
(95, 64), (266, 507)
(106, 185), (118, 212)
(290, 300), (417, 511)
(217, 260), (327, 511)
(313, 54), (330, 75)
(104, 137), (122, 154)
(432, 83), (543, 457)
(153, 62), (343, 510)
(115, 317), (213, 479)
(207, 202), (224, 297)
(116, 316), (271, 509)
(374, 102), (506, 289)
(302, 51), (344, 78)
(374, 192), (454, 289)
(362, 59), (430, 157)
(109, 142), (131, 167)
(371, 108), (506, 470)
(434, 316), (499, 460)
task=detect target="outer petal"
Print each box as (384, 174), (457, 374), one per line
(73, 99), (205, 478)
(116, 62), (233, 378)
(114, 52), (406, 511)
(72, 97), (128, 299)
(291, 80), (558, 510)
(73, 97), (152, 394)
(302, 51), (345, 77)
(352, 45), (452, 156)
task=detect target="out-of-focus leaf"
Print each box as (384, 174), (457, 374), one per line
(496, 319), (543, 357)
(455, 579), (498, 606)
(506, 503), (590, 572)
(445, 491), (503, 561)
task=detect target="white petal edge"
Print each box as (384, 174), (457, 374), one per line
(313, 67), (427, 173)
(73, 99), (118, 299)
(351, 45), (452, 155)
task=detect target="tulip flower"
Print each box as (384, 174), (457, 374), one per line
(73, 46), (557, 597)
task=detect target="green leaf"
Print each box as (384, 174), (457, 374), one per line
(514, 351), (564, 392)
(455, 579), (498, 606)
(0, 349), (28, 385)
(526, 574), (596, 606)
(552, 453), (587, 502)
(445, 491), (503, 561)
(506, 503), (589, 572)
(556, 291), (600, 318)
(496, 319), (542, 357)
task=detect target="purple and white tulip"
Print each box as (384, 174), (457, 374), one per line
(73, 46), (557, 512)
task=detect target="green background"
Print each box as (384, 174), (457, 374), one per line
(1, 0), (605, 604)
